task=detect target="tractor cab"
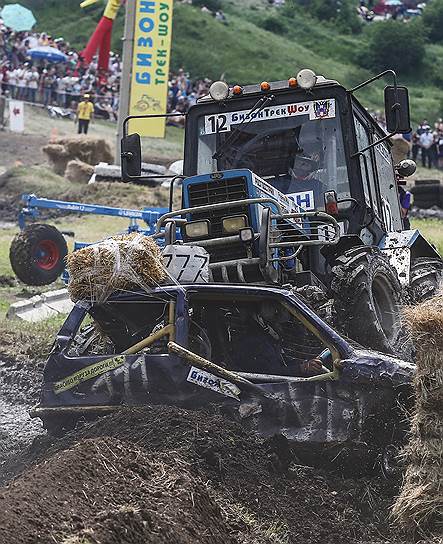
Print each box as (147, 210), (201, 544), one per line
(181, 71), (410, 243)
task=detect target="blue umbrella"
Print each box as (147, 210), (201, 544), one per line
(28, 46), (68, 63)
(0, 3), (36, 32)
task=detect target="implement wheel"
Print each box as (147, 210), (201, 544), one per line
(410, 257), (443, 304)
(330, 247), (404, 354)
(9, 224), (68, 286)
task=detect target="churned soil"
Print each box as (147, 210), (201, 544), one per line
(0, 405), (408, 544)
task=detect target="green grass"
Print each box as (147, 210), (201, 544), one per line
(411, 217), (443, 256)
(0, 314), (66, 361)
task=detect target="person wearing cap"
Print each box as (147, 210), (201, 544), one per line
(272, 152), (323, 211)
(75, 94), (94, 134)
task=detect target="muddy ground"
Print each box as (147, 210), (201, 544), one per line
(0, 338), (414, 544)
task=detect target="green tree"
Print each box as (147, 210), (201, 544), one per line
(359, 21), (425, 76)
(335, 0), (362, 34)
(422, 0), (443, 42)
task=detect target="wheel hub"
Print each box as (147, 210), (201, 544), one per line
(34, 240), (60, 271)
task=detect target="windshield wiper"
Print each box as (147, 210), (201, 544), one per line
(212, 94), (275, 161)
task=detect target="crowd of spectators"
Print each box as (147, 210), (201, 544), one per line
(0, 20), (213, 126)
(0, 22), (121, 120)
(411, 119), (443, 169)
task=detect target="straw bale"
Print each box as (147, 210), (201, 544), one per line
(392, 295), (443, 535)
(42, 144), (70, 175)
(65, 159), (94, 184)
(403, 295), (443, 351)
(60, 137), (113, 165)
(66, 233), (165, 303)
(404, 437), (443, 465)
(391, 469), (442, 531)
(43, 137), (113, 176)
(410, 411), (443, 440)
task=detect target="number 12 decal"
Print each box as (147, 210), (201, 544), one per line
(207, 114), (228, 133)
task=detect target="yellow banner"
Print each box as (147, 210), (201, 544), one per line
(129, 0), (174, 138)
(53, 356), (125, 394)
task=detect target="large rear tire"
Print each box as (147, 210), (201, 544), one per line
(410, 257), (443, 303)
(330, 247), (404, 354)
(9, 224), (68, 286)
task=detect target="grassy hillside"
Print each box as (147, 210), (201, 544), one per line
(3, 0), (442, 122)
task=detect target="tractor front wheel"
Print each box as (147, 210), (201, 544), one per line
(330, 247), (405, 355)
(9, 224), (68, 286)
(410, 257), (443, 304)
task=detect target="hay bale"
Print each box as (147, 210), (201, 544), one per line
(61, 137), (113, 166)
(392, 295), (443, 536)
(43, 137), (113, 176)
(65, 159), (94, 184)
(66, 233), (166, 303)
(42, 144), (70, 175)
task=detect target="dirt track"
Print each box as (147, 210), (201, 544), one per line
(0, 335), (411, 544)
(1, 404), (407, 544)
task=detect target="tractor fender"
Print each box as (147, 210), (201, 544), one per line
(378, 229), (441, 286)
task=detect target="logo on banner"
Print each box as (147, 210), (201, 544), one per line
(313, 100), (332, 119)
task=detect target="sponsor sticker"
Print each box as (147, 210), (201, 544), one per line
(187, 366), (241, 400)
(253, 175), (300, 214)
(203, 99), (335, 135)
(53, 355), (126, 394)
(287, 190), (315, 211)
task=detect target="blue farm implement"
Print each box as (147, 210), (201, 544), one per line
(9, 193), (168, 286)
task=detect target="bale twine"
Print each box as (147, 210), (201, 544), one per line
(66, 233), (166, 303)
(391, 295), (443, 536)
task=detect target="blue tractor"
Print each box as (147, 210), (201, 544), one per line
(29, 70), (435, 464)
(120, 69), (442, 354)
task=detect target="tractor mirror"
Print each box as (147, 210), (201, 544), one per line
(121, 133), (142, 181)
(384, 86), (411, 134)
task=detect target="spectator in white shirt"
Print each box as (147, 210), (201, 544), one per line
(26, 66), (39, 102)
(419, 128), (434, 169)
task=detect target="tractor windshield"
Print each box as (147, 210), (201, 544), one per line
(196, 98), (350, 210)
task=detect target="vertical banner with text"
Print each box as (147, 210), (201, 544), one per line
(129, 0), (173, 138)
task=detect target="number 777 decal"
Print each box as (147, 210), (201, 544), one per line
(163, 248), (210, 283)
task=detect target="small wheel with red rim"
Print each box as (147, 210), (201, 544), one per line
(10, 224), (68, 286)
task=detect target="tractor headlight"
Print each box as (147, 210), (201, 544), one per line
(239, 227), (254, 243)
(296, 69), (317, 90)
(209, 80), (229, 101)
(222, 215), (248, 234)
(183, 220), (210, 239)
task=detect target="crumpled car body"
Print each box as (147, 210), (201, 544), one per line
(32, 284), (415, 463)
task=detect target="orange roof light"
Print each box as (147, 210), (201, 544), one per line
(288, 77), (297, 88)
(260, 81), (271, 92)
(233, 85), (243, 95)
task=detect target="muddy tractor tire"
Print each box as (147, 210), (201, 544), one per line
(410, 257), (443, 304)
(330, 247), (404, 354)
(9, 224), (68, 286)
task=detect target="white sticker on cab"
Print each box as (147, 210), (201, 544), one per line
(287, 190), (315, 211)
(203, 99), (336, 135)
(187, 366), (241, 400)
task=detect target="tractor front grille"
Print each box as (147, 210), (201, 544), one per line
(188, 176), (250, 238)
